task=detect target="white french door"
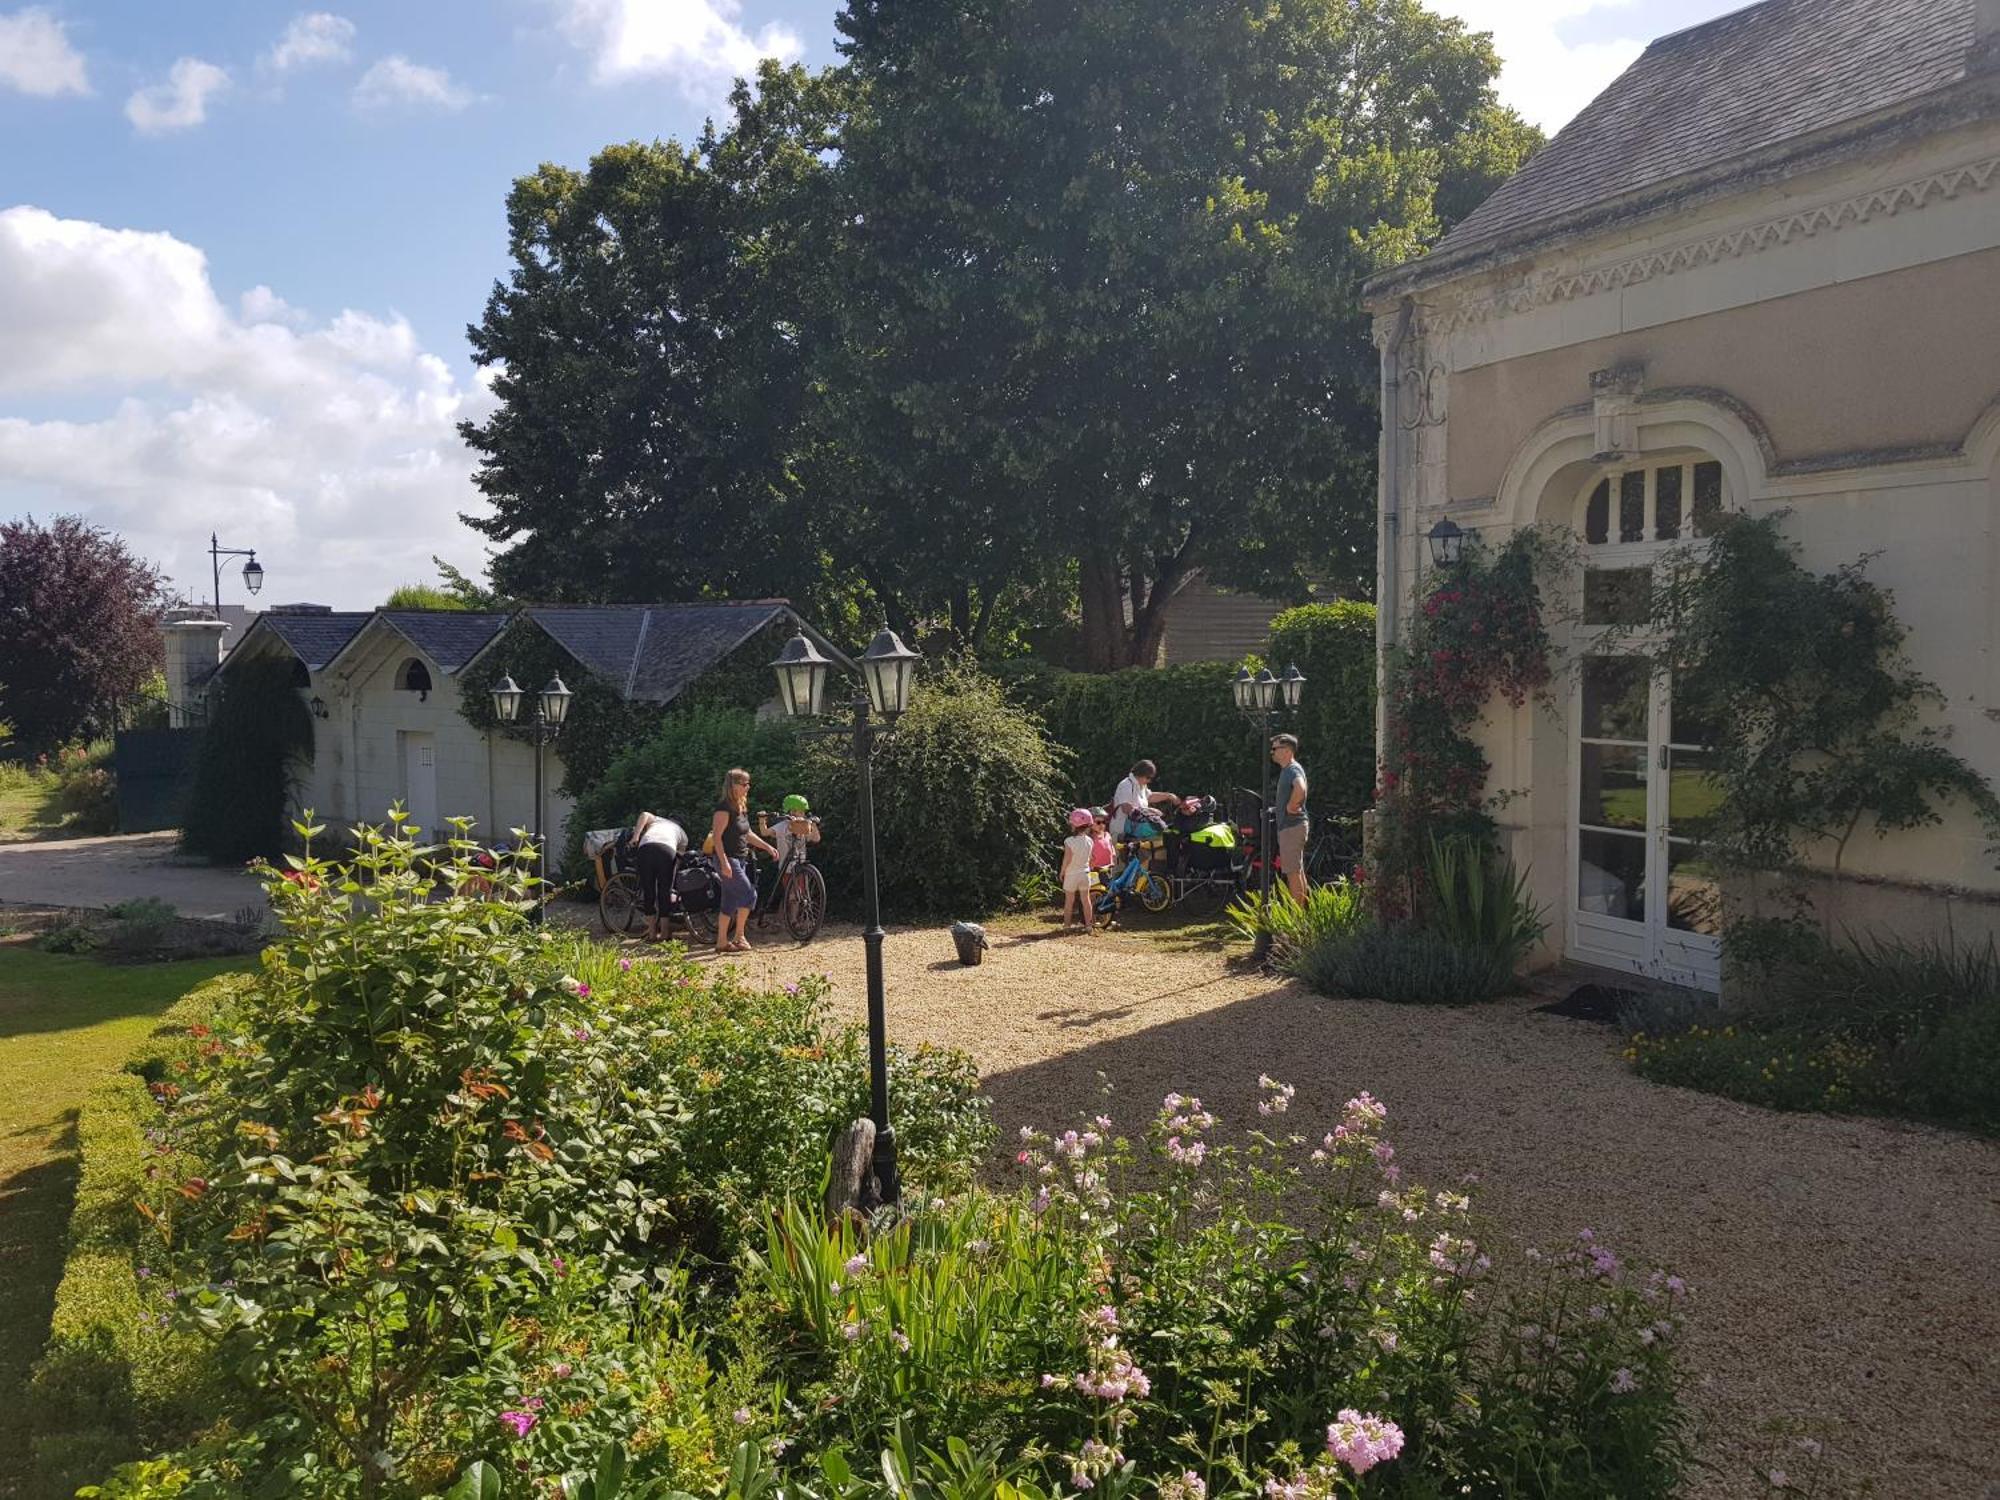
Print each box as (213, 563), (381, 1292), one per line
(1570, 655), (1723, 991)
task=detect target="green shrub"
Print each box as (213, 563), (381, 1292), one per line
(802, 659), (1069, 920)
(103, 823), (989, 1492)
(180, 656), (313, 863)
(1224, 879), (1365, 963)
(742, 1079), (1691, 1497)
(568, 704), (805, 872)
(1286, 924), (1520, 1004)
(1422, 834), (1547, 975)
(39, 914), (98, 953)
(1628, 932), (2000, 1131)
(1266, 600), (1378, 815)
(1015, 661), (1253, 807)
(103, 897), (179, 956)
(44, 740), (118, 834)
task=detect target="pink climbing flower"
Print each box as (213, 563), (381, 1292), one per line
(498, 1410), (537, 1438)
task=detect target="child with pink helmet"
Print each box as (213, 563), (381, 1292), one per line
(1060, 807), (1097, 934)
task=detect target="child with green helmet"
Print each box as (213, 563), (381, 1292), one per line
(763, 793), (821, 867)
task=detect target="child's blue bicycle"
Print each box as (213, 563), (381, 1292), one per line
(1092, 837), (1172, 919)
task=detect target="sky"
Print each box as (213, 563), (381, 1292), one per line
(0, 0), (1748, 610)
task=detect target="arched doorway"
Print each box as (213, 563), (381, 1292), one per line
(1567, 456), (1727, 989)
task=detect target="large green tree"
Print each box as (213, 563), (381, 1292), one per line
(459, 0), (1535, 666)
(835, 0), (1532, 666)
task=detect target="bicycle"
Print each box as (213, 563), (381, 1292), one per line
(1303, 816), (1364, 885)
(1093, 835), (1173, 920)
(596, 833), (717, 944)
(751, 811), (828, 944)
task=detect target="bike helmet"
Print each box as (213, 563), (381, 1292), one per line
(1090, 807), (1109, 823)
(782, 794), (810, 814)
(1068, 807), (1094, 829)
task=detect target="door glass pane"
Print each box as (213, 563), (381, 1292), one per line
(1667, 843), (1723, 935)
(1579, 830), (1646, 922)
(1585, 479), (1610, 545)
(1583, 568), (1650, 626)
(1692, 461), (1724, 533)
(1581, 657), (1650, 741)
(1655, 465), (1683, 541)
(1667, 749), (1722, 839)
(1620, 471), (1647, 543)
(1580, 745), (1647, 831)
(1669, 684), (1721, 749)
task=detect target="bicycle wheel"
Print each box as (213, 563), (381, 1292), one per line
(684, 906), (717, 945)
(784, 865), (828, 944)
(1136, 871), (1173, 914)
(1306, 829), (1360, 885)
(600, 872), (642, 934)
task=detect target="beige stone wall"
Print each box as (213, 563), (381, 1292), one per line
(1371, 122), (2000, 982)
(1446, 246), (2000, 504)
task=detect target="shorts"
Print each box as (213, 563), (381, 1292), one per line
(1277, 821), (1310, 872)
(1063, 871), (1093, 895)
(717, 864), (757, 915)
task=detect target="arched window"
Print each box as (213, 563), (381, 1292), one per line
(1575, 457), (1728, 627)
(398, 658), (433, 698)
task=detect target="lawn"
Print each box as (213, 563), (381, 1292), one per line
(0, 943), (251, 1496)
(0, 763), (58, 842)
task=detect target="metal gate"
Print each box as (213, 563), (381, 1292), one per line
(113, 727), (202, 833)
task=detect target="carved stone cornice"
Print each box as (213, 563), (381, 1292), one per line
(1423, 154), (2000, 337)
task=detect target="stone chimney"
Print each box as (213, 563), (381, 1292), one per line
(161, 608), (227, 728)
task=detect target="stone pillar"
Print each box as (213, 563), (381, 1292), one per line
(161, 610), (227, 728)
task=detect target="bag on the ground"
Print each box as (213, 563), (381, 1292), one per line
(950, 920), (989, 967)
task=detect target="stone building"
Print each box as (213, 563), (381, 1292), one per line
(1363, 0), (2000, 989)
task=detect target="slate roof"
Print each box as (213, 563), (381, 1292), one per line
(521, 602), (804, 705)
(253, 611), (372, 672)
(376, 612), (513, 674)
(1391, 0), (1984, 289)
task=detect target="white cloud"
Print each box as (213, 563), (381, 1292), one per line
(125, 56), (228, 134)
(267, 12), (357, 72)
(0, 7), (89, 97)
(1432, 1), (1739, 134)
(0, 206), (494, 609)
(352, 54), (472, 111)
(552, 0), (802, 99)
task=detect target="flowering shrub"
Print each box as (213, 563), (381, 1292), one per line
(94, 815), (988, 1496)
(745, 1080), (1692, 1497)
(1369, 531), (1565, 918)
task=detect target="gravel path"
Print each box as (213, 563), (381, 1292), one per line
(687, 917), (2000, 1499)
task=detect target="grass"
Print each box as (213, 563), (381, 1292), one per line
(0, 943), (251, 1496)
(0, 763), (59, 843)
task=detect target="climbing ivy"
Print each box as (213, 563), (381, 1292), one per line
(1641, 514), (1999, 895)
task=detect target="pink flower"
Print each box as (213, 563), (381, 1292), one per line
(1610, 1368), (1639, 1395)
(844, 1253), (868, 1277)
(498, 1410), (537, 1438)
(619, 958), (633, 972)
(1326, 1410), (1405, 1475)
(733, 1408), (753, 1426)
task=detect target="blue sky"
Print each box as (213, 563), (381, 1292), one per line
(0, 0), (1746, 607)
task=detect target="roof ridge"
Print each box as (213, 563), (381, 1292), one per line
(1648, 0), (1778, 51)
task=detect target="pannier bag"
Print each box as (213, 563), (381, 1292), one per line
(674, 855), (721, 914)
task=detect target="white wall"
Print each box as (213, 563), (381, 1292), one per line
(320, 630), (574, 857)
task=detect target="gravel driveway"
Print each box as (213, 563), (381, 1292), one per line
(706, 917), (2000, 1500)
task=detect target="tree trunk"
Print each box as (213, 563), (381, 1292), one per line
(949, 584), (972, 648)
(1079, 554), (1127, 672)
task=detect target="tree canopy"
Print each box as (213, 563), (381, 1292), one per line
(0, 515), (164, 752)
(460, 0), (1537, 668)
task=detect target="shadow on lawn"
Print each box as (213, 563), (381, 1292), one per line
(0, 1115), (81, 1493)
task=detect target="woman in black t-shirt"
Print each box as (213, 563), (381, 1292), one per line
(711, 767), (778, 954)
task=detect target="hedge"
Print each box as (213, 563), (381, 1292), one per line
(28, 976), (252, 1495)
(1266, 600), (1379, 817)
(1002, 601), (1377, 818)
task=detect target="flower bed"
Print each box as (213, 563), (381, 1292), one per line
(58, 821), (1689, 1497)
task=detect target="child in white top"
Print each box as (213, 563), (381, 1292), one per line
(1060, 808), (1097, 933)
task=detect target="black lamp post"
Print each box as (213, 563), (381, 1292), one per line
(209, 532), (264, 610)
(489, 672), (573, 925)
(1232, 662), (1307, 961)
(1426, 517), (1469, 568)
(770, 626), (918, 1207)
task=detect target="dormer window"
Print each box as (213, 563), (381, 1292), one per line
(399, 658), (433, 700)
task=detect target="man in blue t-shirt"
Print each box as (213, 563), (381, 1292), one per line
(1272, 734), (1310, 903)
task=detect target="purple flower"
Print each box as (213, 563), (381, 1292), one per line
(1327, 1410), (1405, 1475)
(499, 1410), (537, 1438)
